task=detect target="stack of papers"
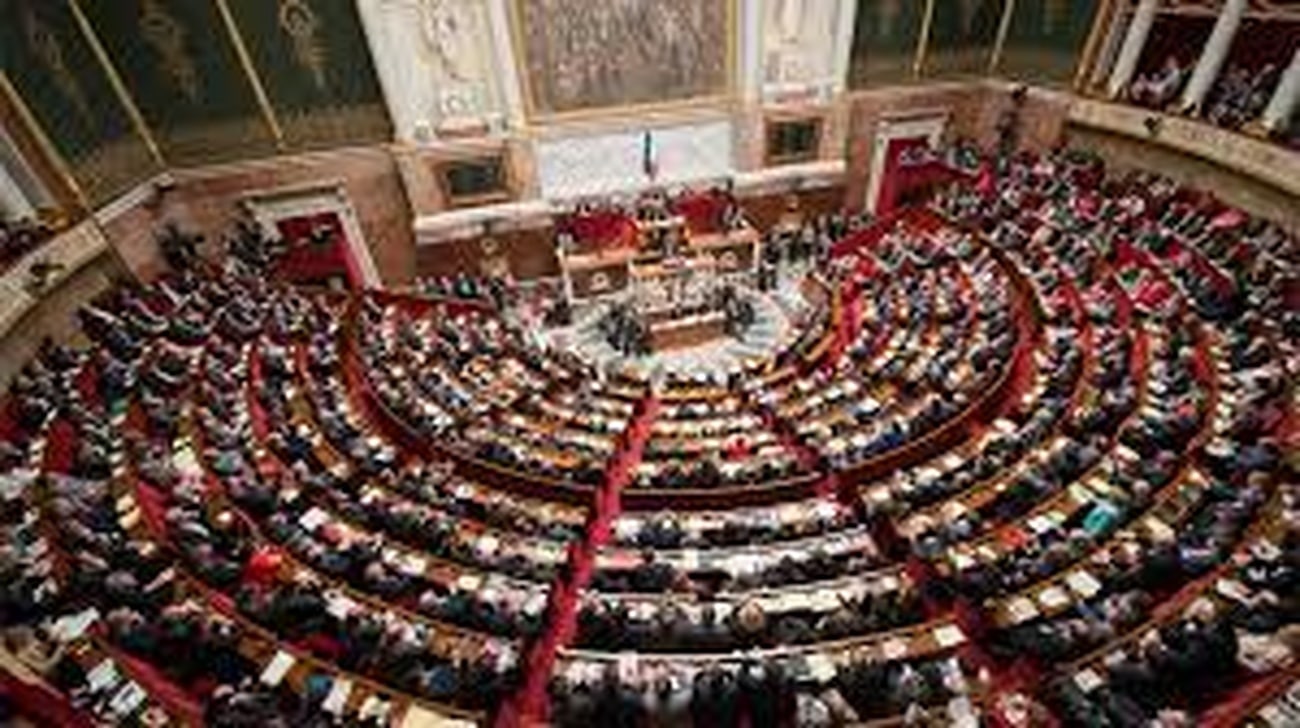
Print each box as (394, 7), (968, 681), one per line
(259, 651), (295, 687)
(934, 625), (965, 648)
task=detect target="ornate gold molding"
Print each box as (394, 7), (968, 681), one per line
(67, 0), (165, 168)
(138, 0), (201, 102)
(1069, 97), (1300, 199)
(508, 0), (739, 124)
(20, 6), (92, 126)
(1075, 0), (1118, 91)
(913, 0), (937, 78)
(278, 0), (329, 91)
(0, 71), (88, 210)
(988, 0), (1017, 74)
(214, 0), (287, 151)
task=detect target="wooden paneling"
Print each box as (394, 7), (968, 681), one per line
(412, 185), (846, 281)
(416, 224), (557, 280)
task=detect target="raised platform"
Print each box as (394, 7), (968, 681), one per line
(648, 311), (727, 351)
(541, 268), (813, 384)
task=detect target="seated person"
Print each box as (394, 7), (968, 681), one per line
(1130, 56), (1189, 109)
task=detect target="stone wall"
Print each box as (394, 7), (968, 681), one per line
(0, 243), (126, 387)
(171, 147), (416, 286)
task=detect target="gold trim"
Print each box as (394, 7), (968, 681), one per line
(213, 0), (286, 151)
(0, 71), (88, 210)
(913, 0), (937, 78)
(509, 0), (738, 124)
(277, 0), (328, 91)
(1074, 0), (1118, 91)
(505, 0), (535, 120)
(522, 95), (737, 131)
(67, 0), (165, 168)
(434, 154), (513, 209)
(988, 0), (1017, 74)
(763, 115), (824, 167)
(726, 0), (738, 108)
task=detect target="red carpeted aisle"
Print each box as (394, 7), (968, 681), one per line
(498, 396), (659, 727)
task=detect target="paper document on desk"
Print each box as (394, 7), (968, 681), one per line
(1074, 668), (1103, 693)
(804, 653), (836, 682)
(322, 678), (352, 715)
(933, 624), (965, 648)
(400, 705), (477, 728)
(86, 658), (120, 693)
(1038, 586), (1070, 610)
(298, 507), (329, 532)
(882, 637), (909, 661)
(1007, 597), (1039, 623)
(51, 607), (100, 642)
(1066, 571), (1101, 598)
(260, 650), (295, 687)
(109, 681), (147, 718)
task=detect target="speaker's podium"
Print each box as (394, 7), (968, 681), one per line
(630, 254), (728, 352)
(558, 213), (761, 303)
(558, 212), (761, 352)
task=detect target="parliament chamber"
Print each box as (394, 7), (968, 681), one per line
(0, 1), (1296, 727)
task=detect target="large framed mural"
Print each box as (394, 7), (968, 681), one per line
(923, 0), (1005, 78)
(514, 0), (731, 116)
(999, 0), (1100, 86)
(0, 0), (156, 204)
(226, 0), (391, 149)
(849, 0), (928, 87)
(80, 0), (277, 166)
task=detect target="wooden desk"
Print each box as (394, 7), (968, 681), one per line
(648, 312), (727, 351)
(690, 227), (761, 272)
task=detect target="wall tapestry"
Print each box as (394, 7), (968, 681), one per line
(0, 0), (156, 203)
(516, 0), (729, 115)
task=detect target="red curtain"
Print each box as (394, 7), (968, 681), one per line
(1225, 19), (1300, 73)
(671, 191), (727, 234)
(875, 136), (931, 214)
(273, 212), (360, 289)
(560, 210), (638, 251)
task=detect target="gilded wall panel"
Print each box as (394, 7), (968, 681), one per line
(999, 0), (1099, 86)
(848, 0), (927, 88)
(924, 0), (1004, 78)
(80, 0), (276, 166)
(762, 0), (841, 92)
(226, 0), (391, 148)
(0, 0), (155, 204)
(515, 0), (730, 116)
(359, 0), (506, 140)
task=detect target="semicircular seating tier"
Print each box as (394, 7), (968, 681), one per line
(0, 145), (1294, 728)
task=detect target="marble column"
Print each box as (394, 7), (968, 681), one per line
(485, 0), (526, 131)
(830, 0), (860, 95)
(0, 161), (34, 220)
(0, 127), (46, 220)
(1178, 0), (1247, 112)
(1088, 3), (1128, 91)
(1262, 47), (1300, 133)
(1106, 0), (1158, 99)
(740, 0), (765, 104)
(355, 0), (420, 142)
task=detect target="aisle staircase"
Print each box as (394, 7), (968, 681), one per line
(498, 395), (660, 726)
